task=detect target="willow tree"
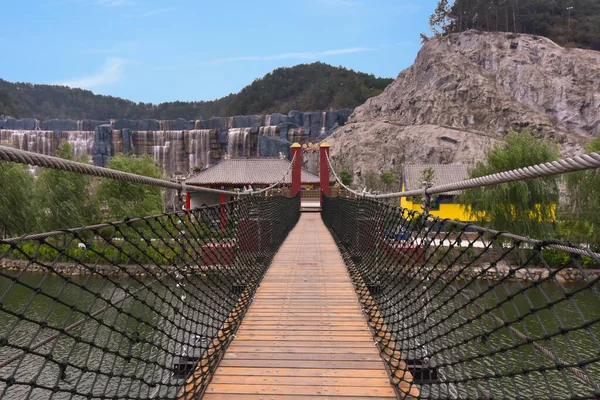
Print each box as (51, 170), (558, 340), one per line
(564, 135), (600, 248)
(0, 161), (39, 237)
(459, 130), (559, 239)
(97, 155), (165, 221)
(36, 142), (100, 231)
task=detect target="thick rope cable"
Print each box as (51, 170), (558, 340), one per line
(0, 145), (246, 196)
(326, 153), (359, 195)
(326, 152), (600, 199)
(251, 153), (297, 195)
(375, 153), (600, 200)
(326, 153), (600, 259)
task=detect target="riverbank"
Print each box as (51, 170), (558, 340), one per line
(0, 259), (233, 277)
(3, 258), (600, 283)
(439, 262), (600, 283)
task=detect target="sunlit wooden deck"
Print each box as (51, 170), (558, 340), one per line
(201, 213), (400, 399)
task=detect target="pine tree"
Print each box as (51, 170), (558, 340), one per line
(429, 0), (451, 36)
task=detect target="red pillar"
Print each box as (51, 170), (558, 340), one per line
(220, 194), (226, 231)
(319, 142), (331, 205)
(291, 143), (302, 197)
(185, 192), (191, 211)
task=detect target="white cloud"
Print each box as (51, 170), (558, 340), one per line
(94, 0), (134, 6)
(55, 57), (128, 89)
(200, 47), (377, 66)
(124, 7), (176, 18)
(153, 47), (379, 71)
(82, 40), (145, 55)
(316, 0), (358, 7)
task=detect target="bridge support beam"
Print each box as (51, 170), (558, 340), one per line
(319, 142), (331, 206)
(291, 142), (302, 197)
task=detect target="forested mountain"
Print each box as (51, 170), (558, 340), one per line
(0, 63), (392, 120)
(429, 0), (600, 50)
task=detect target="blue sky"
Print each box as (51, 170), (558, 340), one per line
(1, 0), (438, 104)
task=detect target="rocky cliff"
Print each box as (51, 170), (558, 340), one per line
(329, 30), (600, 183)
(0, 109), (352, 176)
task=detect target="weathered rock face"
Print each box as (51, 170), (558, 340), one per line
(329, 31), (600, 182)
(0, 109), (353, 176)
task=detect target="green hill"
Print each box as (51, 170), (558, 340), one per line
(0, 62), (392, 120)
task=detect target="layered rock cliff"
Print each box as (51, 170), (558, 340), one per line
(329, 30), (600, 182)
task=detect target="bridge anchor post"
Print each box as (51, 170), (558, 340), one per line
(319, 142), (331, 207)
(291, 143), (302, 197)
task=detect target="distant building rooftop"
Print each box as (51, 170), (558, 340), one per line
(402, 164), (469, 195)
(187, 158), (324, 187)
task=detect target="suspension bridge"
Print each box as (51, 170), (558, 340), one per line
(1, 143), (600, 399)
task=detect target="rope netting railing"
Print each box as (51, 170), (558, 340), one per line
(322, 195), (600, 399)
(0, 195), (300, 399)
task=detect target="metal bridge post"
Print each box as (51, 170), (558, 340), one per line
(291, 142), (302, 197)
(319, 141), (331, 206)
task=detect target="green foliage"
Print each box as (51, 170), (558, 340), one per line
(540, 248), (571, 267)
(409, 167), (439, 210)
(0, 89), (15, 116)
(339, 170), (353, 187)
(36, 143), (101, 231)
(0, 63), (392, 120)
(459, 130), (559, 239)
(429, 0), (451, 36)
(380, 172), (397, 186)
(564, 134), (600, 249)
(97, 155), (165, 220)
(0, 161), (39, 237)
(7, 240), (184, 265)
(430, 0), (600, 50)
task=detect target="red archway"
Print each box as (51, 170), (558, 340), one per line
(291, 141), (330, 205)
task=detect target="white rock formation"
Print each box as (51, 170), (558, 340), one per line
(329, 30), (600, 182)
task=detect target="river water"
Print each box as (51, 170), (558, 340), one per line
(387, 279), (600, 399)
(1, 272), (599, 399)
(0, 271), (227, 400)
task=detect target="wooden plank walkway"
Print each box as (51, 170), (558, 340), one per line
(202, 213), (400, 399)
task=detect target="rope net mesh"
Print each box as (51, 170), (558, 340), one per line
(322, 195), (600, 400)
(0, 195), (300, 400)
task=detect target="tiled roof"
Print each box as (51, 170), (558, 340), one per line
(402, 164), (469, 195)
(187, 158), (322, 186)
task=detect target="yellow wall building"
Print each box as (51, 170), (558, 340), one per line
(400, 164), (476, 221)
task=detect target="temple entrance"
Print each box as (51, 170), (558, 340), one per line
(291, 140), (331, 210)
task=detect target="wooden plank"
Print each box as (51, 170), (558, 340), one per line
(223, 352), (383, 361)
(211, 375), (392, 387)
(213, 367), (390, 378)
(227, 341), (376, 348)
(203, 395), (396, 400)
(226, 346), (377, 354)
(199, 213), (413, 399)
(205, 383), (396, 397)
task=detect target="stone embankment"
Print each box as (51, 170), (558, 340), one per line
(1, 259), (229, 277)
(3, 258), (599, 283)
(439, 263), (600, 283)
